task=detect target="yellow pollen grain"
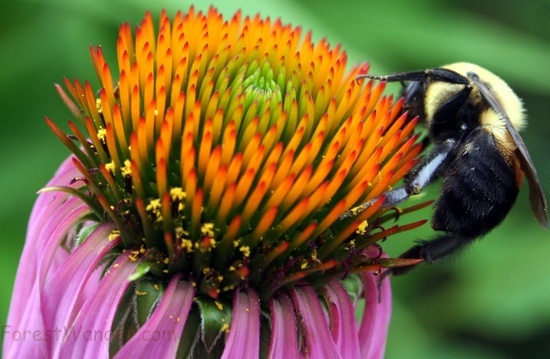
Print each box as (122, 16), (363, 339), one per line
(301, 262), (308, 269)
(170, 187), (186, 201)
(240, 246), (250, 257)
(153, 284), (159, 290)
(95, 98), (103, 113)
(97, 126), (107, 143)
(215, 301), (224, 310)
(221, 323), (230, 333)
(146, 198), (162, 221)
(203, 267), (211, 274)
(201, 222), (215, 237)
(163, 257), (170, 264)
(181, 239), (193, 252)
(146, 198), (162, 211)
(135, 290), (147, 296)
(108, 229), (120, 241)
(105, 162), (116, 174)
(113, 263), (119, 268)
(356, 220), (368, 235)
(121, 159), (132, 176)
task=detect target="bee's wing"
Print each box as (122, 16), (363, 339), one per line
(469, 72), (548, 228)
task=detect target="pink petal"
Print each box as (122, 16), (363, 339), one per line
(3, 283), (48, 358)
(41, 223), (120, 350)
(114, 274), (195, 358)
(4, 157), (91, 358)
(56, 252), (140, 358)
(221, 288), (260, 359)
(290, 285), (342, 359)
(268, 292), (302, 359)
(324, 281), (361, 359)
(358, 271), (392, 359)
(3, 197), (89, 359)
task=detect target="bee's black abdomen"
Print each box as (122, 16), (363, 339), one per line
(432, 129), (519, 237)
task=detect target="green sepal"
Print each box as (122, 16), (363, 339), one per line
(134, 280), (165, 326)
(196, 296), (232, 352)
(129, 262), (152, 281)
(109, 287), (138, 356)
(340, 273), (364, 304)
(176, 305), (201, 358)
(76, 221), (102, 245)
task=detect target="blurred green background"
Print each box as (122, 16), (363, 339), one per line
(1, 0), (549, 357)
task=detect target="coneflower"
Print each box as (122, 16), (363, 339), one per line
(4, 7), (427, 358)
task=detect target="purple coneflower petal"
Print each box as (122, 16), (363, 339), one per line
(6, 157), (81, 326)
(324, 280), (361, 359)
(114, 274), (195, 358)
(221, 289), (260, 359)
(268, 292), (301, 359)
(3, 284), (48, 358)
(291, 285), (342, 359)
(4, 157), (87, 358)
(4, 196), (87, 359)
(358, 271), (392, 359)
(56, 251), (140, 358)
(42, 223), (120, 351)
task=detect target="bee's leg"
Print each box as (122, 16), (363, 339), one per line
(391, 233), (475, 275)
(382, 138), (456, 207)
(339, 139), (456, 219)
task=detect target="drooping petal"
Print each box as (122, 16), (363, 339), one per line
(113, 274), (195, 358)
(41, 223), (120, 353)
(268, 292), (302, 359)
(324, 280), (361, 359)
(3, 283), (47, 358)
(358, 271), (392, 359)
(5, 157), (80, 329)
(4, 195), (88, 358)
(290, 285), (342, 359)
(56, 252), (140, 358)
(221, 288), (260, 359)
(4, 157), (88, 358)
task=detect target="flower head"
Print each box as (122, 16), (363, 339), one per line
(5, 7), (426, 358)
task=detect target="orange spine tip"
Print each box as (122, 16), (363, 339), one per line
(251, 206), (278, 240)
(216, 184), (236, 226)
(278, 197), (310, 234)
(207, 165), (227, 209)
(265, 173), (295, 210)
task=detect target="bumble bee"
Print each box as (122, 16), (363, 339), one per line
(356, 62), (548, 274)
